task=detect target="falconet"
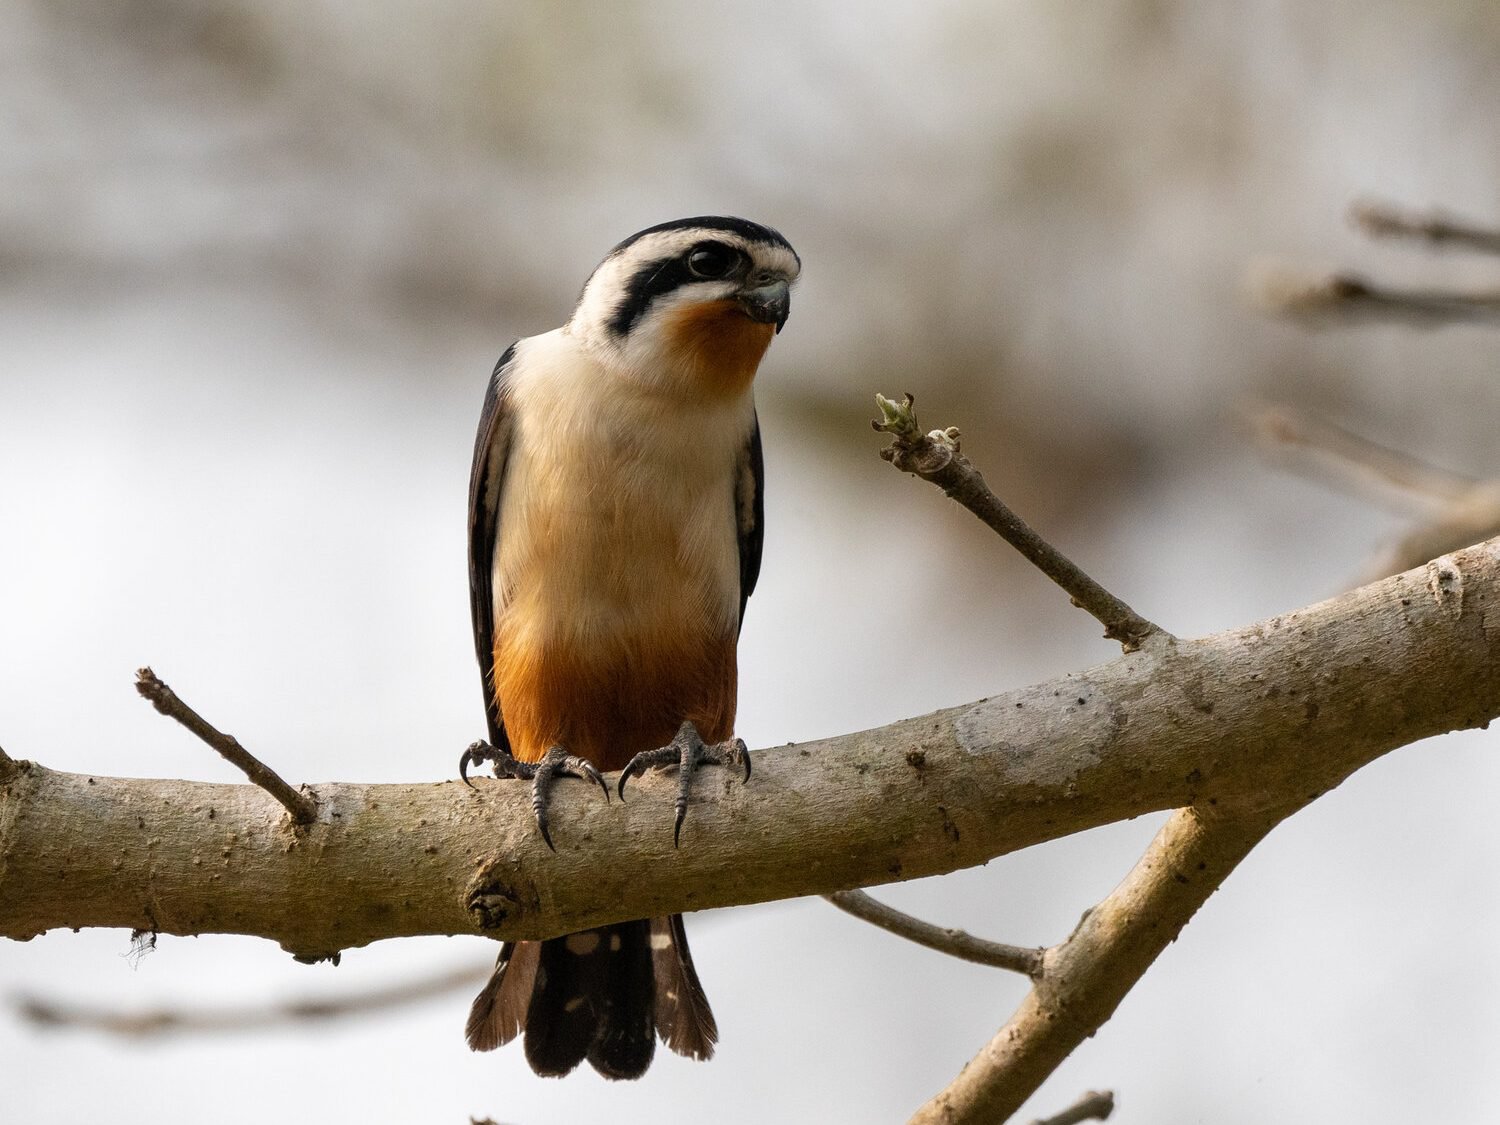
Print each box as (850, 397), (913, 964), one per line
(461, 216), (799, 1079)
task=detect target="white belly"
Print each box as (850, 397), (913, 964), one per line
(493, 330), (751, 651)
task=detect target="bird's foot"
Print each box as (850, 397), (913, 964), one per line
(617, 720), (751, 846)
(460, 740), (608, 851)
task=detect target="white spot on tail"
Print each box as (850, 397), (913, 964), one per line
(564, 996), (585, 1013)
(609, 933), (622, 951)
(650, 931), (672, 951)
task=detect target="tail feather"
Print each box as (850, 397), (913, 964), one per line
(464, 915), (716, 1078)
(586, 919), (656, 1079)
(523, 932), (609, 1077)
(465, 941), (539, 1052)
(652, 914), (718, 1061)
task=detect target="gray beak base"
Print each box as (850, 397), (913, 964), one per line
(738, 279), (791, 333)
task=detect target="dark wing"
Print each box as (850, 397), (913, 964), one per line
(734, 410), (765, 630)
(468, 344), (518, 749)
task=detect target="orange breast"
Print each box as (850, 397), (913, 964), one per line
(493, 622), (737, 772)
(661, 300), (774, 400)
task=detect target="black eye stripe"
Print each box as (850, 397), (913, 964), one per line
(607, 257), (694, 337)
(608, 245), (744, 337)
(596, 218), (798, 338)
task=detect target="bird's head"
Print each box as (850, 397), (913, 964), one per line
(568, 217), (800, 399)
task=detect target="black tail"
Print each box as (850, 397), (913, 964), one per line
(465, 914), (717, 1080)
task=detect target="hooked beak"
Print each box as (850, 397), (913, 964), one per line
(737, 278), (791, 333)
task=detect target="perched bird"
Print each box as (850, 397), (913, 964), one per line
(461, 217), (800, 1079)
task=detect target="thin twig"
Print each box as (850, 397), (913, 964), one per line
(826, 889), (1044, 977)
(1026, 1089), (1115, 1125)
(134, 667), (316, 825)
(1251, 267), (1500, 327)
(909, 801), (1295, 1125)
(873, 394), (1165, 651)
(1351, 199), (1500, 256)
(16, 960), (490, 1037)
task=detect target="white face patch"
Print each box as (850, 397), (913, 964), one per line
(569, 223), (801, 354)
(565, 931), (601, 955)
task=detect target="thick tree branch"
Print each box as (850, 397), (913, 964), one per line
(2, 538), (1498, 958)
(825, 890), (1043, 976)
(872, 394), (1164, 651)
(134, 667), (317, 826)
(910, 800), (1291, 1124)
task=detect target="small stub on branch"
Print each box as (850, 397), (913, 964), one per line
(1026, 1089), (1116, 1125)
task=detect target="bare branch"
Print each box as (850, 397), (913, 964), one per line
(1248, 404), (1500, 582)
(1351, 199), (1500, 256)
(1249, 403), (1476, 511)
(872, 394), (1165, 651)
(912, 802), (1290, 1124)
(1026, 1089), (1115, 1125)
(825, 889), (1043, 977)
(134, 666), (317, 826)
(15, 960), (489, 1038)
(2, 538), (1497, 955)
(1250, 266), (1500, 328)
(1360, 484), (1500, 581)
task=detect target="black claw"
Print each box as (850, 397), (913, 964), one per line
(581, 762), (610, 804)
(460, 741), (505, 789)
(617, 747), (675, 802)
(458, 740), (606, 849)
(617, 721), (753, 845)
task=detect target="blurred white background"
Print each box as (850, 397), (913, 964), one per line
(4, 1), (1499, 1121)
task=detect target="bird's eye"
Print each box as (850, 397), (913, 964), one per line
(685, 243), (736, 279)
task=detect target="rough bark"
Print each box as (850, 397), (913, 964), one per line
(2, 539), (1497, 960)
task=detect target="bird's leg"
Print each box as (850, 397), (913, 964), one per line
(460, 741), (608, 851)
(617, 720), (751, 846)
